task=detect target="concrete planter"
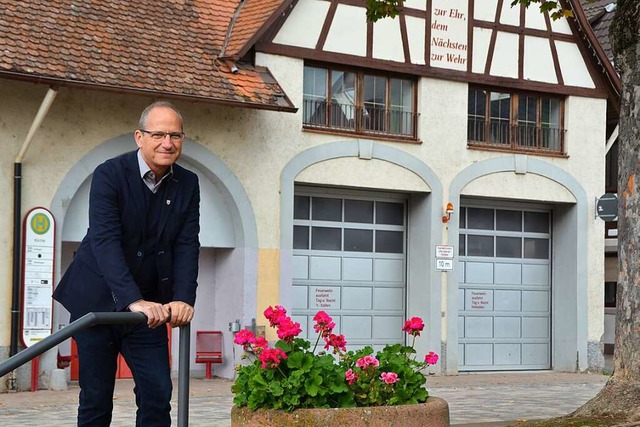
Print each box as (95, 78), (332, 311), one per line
(231, 397), (450, 427)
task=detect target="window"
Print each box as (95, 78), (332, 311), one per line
(468, 87), (565, 154)
(303, 65), (417, 139)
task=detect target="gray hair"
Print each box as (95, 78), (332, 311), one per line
(138, 101), (184, 130)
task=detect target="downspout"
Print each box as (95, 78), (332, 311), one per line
(9, 87), (57, 390)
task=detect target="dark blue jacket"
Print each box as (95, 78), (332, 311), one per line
(53, 150), (200, 317)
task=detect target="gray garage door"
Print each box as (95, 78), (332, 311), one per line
(291, 192), (407, 350)
(458, 205), (551, 370)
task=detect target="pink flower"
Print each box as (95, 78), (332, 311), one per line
(251, 336), (268, 353)
(259, 347), (288, 369)
(355, 355), (379, 369)
(264, 305), (288, 327)
(380, 372), (399, 384)
(345, 368), (358, 385)
(323, 333), (347, 353)
(276, 317), (302, 342)
(402, 316), (425, 337)
(425, 351), (439, 365)
(313, 311), (335, 336)
(233, 329), (255, 351)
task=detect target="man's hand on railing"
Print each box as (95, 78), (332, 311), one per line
(128, 300), (171, 328)
(163, 301), (194, 328)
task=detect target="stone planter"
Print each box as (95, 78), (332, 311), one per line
(231, 397), (450, 427)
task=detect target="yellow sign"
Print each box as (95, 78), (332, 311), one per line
(30, 213), (50, 235)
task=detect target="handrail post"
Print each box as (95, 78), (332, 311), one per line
(177, 323), (191, 427)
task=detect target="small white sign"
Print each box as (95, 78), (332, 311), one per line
(436, 259), (454, 271)
(465, 290), (494, 311)
(311, 286), (340, 310)
(22, 207), (55, 348)
(435, 245), (455, 259)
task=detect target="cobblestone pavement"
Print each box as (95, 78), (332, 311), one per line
(0, 371), (609, 426)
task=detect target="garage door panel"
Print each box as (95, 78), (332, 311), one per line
(465, 344), (493, 365)
(343, 316), (372, 339)
(458, 261), (465, 283)
(495, 343), (521, 365)
(457, 289), (465, 311)
(374, 258), (404, 282)
(309, 256), (342, 280)
(343, 257), (373, 281)
(373, 316), (404, 339)
(465, 316), (493, 337)
(374, 287), (404, 310)
(494, 290), (521, 311)
(293, 255), (309, 279)
(293, 315), (309, 338)
(293, 285), (309, 310)
(342, 287), (373, 309)
(495, 263), (522, 285)
(522, 264), (549, 286)
(522, 317), (549, 338)
(522, 343), (549, 365)
(466, 262), (494, 284)
(459, 316), (465, 338)
(494, 317), (521, 338)
(522, 290), (549, 312)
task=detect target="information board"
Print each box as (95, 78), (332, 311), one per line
(21, 207), (55, 348)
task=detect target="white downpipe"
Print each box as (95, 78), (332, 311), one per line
(15, 87), (58, 163)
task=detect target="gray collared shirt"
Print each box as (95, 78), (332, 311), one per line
(137, 149), (173, 193)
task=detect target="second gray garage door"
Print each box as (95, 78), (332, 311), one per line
(458, 205), (551, 371)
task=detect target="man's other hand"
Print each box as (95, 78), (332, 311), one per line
(163, 301), (194, 327)
(129, 300), (171, 328)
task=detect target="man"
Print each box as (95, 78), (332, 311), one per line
(53, 101), (200, 426)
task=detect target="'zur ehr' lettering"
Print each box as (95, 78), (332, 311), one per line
(430, 0), (468, 71)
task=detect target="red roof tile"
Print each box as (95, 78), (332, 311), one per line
(0, 0), (295, 111)
(223, 0), (290, 59)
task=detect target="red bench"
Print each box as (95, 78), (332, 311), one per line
(195, 331), (223, 379)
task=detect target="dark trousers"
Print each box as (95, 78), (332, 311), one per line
(73, 322), (172, 426)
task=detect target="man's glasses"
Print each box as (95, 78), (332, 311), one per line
(140, 129), (185, 141)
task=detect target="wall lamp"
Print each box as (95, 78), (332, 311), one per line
(442, 202), (455, 223)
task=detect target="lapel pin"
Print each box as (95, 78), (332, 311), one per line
(166, 200), (171, 205)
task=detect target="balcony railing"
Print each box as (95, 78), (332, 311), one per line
(303, 98), (418, 139)
(467, 117), (565, 153)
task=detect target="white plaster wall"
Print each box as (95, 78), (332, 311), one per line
(373, 16), (404, 63)
(272, 0), (328, 49)
(324, 4), (367, 56)
(297, 157), (430, 192)
(564, 96), (607, 343)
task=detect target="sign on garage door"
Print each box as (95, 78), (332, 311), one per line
(458, 206), (551, 370)
(291, 192), (407, 351)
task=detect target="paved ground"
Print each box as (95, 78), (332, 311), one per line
(0, 370), (610, 426)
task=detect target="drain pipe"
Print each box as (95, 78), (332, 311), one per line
(9, 87), (58, 390)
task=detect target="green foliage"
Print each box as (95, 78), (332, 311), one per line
(364, 0), (402, 22)
(340, 344), (429, 407)
(363, 0), (582, 23)
(232, 340), (353, 411)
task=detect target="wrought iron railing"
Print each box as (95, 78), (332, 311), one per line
(303, 98), (418, 139)
(0, 312), (192, 427)
(467, 117), (564, 153)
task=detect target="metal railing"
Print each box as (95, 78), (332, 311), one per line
(467, 117), (564, 153)
(0, 312), (191, 427)
(303, 98), (418, 139)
